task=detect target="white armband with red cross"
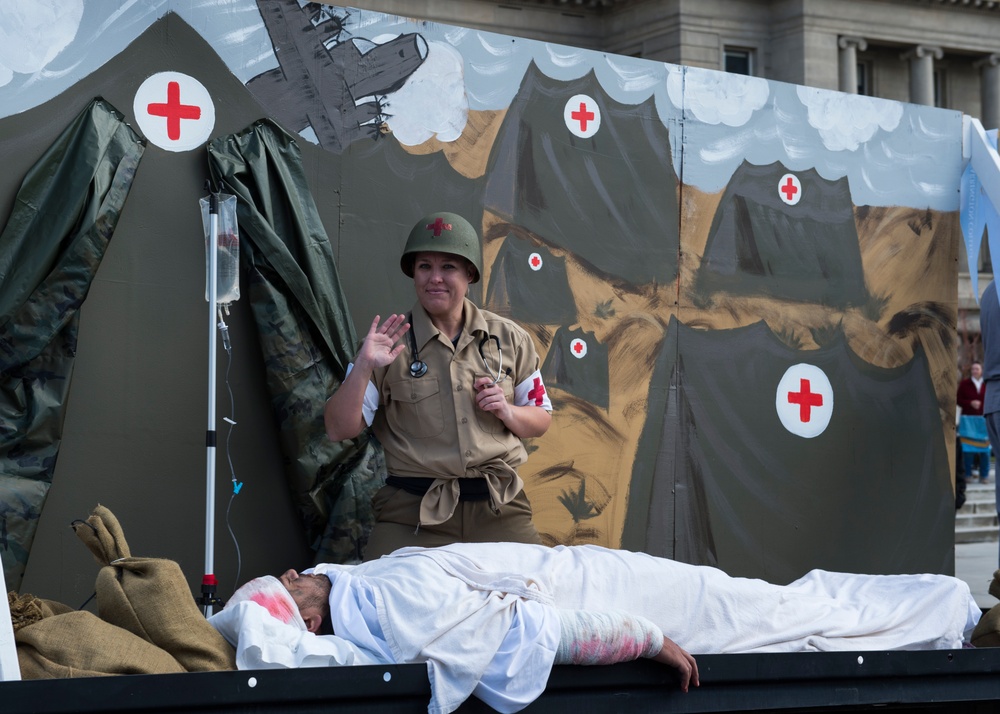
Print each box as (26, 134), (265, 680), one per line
(514, 369), (552, 411)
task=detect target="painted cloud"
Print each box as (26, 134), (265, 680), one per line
(797, 86), (904, 152)
(0, 0), (84, 88)
(384, 39), (469, 146)
(667, 66), (769, 127)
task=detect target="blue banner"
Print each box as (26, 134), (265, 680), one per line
(961, 128), (1000, 299)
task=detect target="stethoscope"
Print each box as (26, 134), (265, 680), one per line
(408, 315), (510, 384)
(408, 320), (429, 377)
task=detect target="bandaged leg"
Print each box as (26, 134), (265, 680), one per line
(555, 609), (663, 665)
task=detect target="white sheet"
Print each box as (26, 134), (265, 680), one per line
(391, 543), (979, 654)
(211, 543), (981, 714)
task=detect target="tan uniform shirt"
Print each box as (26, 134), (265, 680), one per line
(370, 299), (549, 525)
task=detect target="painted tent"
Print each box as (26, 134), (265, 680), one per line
(621, 318), (953, 583)
(0, 1), (960, 603)
(483, 62), (681, 286)
(694, 161), (870, 308)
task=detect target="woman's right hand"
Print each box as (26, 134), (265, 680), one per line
(325, 314), (410, 442)
(356, 314), (410, 371)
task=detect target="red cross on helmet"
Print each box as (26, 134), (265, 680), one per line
(400, 211), (483, 283)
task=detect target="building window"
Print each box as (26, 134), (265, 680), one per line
(857, 61), (872, 96)
(724, 47), (753, 76)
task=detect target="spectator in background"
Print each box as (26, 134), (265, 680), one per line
(958, 360), (991, 483)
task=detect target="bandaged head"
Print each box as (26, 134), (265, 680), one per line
(225, 575), (308, 631)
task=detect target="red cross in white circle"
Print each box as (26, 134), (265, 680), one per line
(787, 378), (823, 422)
(134, 72), (215, 152)
(565, 94), (600, 138)
(570, 338), (587, 358)
(571, 102), (595, 132)
(778, 173), (802, 205)
(776, 363), (832, 438)
(147, 81), (201, 141)
(528, 252), (543, 271)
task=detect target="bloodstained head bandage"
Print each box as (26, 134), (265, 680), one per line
(225, 575), (308, 631)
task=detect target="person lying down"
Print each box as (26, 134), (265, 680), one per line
(207, 542), (982, 714)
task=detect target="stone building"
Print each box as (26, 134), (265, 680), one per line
(347, 0), (1000, 358)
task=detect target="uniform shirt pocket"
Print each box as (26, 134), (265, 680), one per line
(385, 376), (445, 438)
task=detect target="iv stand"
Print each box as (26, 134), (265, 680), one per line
(199, 187), (223, 616)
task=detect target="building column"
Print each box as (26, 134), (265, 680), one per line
(901, 45), (943, 106)
(975, 54), (1000, 130)
(837, 36), (867, 94)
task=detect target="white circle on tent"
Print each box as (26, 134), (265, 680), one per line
(564, 95), (600, 138)
(570, 338), (588, 359)
(775, 363), (833, 438)
(778, 173), (802, 206)
(134, 72), (215, 152)
(528, 252), (543, 271)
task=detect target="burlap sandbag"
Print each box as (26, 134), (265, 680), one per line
(971, 569), (1000, 648)
(71, 504), (235, 672)
(8, 591), (73, 630)
(11, 504), (235, 678)
(73, 503), (131, 564)
(91, 557), (235, 671)
(15, 610), (186, 678)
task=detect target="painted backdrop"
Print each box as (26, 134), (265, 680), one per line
(0, 1), (959, 599)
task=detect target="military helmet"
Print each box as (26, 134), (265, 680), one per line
(400, 211), (482, 283)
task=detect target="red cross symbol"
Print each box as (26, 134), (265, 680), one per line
(528, 377), (547, 406)
(573, 341), (585, 355)
(426, 217), (452, 236)
(780, 177), (798, 202)
(787, 378), (823, 422)
(530, 254), (541, 269)
(147, 81), (202, 141)
(571, 102), (595, 132)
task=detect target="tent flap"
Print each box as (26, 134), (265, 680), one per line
(0, 98), (144, 590)
(207, 119), (382, 563)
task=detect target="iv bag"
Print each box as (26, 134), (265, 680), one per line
(199, 193), (240, 304)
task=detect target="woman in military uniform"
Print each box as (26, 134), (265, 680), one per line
(324, 212), (553, 559)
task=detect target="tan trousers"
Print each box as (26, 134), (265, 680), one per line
(362, 486), (543, 561)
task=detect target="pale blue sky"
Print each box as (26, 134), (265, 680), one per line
(0, 1), (965, 211)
